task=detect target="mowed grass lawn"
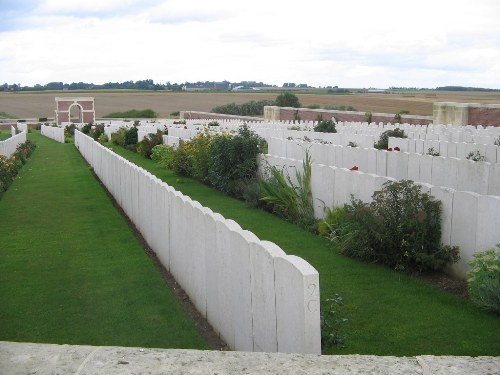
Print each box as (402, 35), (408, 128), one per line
(108, 144), (500, 356)
(0, 132), (207, 349)
(0, 130), (10, 141)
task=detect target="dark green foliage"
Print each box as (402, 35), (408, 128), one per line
(81, 123), (92, 134)
(124, 126), (138, 146)
(212, 100), (275, 116)
(170, 140), (193, 176)
(374, 128), (407, 149)
(365, 112), (372, 123)
(275, 92), (301, 107)
(314, 119), (337, 133)
(151, 144), (175, 168)
(89, 124), (105, 141)
(323, 180), (460, 273)
(136, 130), (164, 159)
(104, 109), (158, 118)
(64, 124), (76, 137)
(208, 125), (262, 195)
(321, 294), (348, 349)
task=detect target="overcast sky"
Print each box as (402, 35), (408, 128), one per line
(1, 0), (499, 88)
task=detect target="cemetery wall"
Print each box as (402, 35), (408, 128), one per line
(181, 111), (264, 122)
(41, 125), (65, 143)
(433, 102), (500, 126)
(74, 130), (321, 354)
(264, 106), (433, 125)
(0, 130), (26, 157)
(258, 152), (500, 279)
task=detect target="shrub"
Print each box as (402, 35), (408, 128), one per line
(81, 123), (92, 134)
(347, 141), (358, 147)
(466, 150), (485, 162)
(374, 128), (406, 149)
(212, 100), (275, 116)
(151, 144), (175, 168)
(97, 133), (108, 144)
(189, 132), (213, 183)
(494, 135), (500, 146)
(136, 130), (164, 159)
(170, 140), (193, 176)
(208, 121), (219, 126)
(208, 125), (263, 195)
(260, 151), (316, 231)
(467, 246), (500, 314)
(314, 119), (337, 133)
(124, 126), (138, 146)
(275, 92), (300, 108)
(322, 180), (460, 273)
(89, 124), (105, 141)
(170, 111), (180, 117)
(111, 127), (128, 146)
(365, 112), (372, 123)
(104, 109), (157, 118)
(64, 124), (76, 137)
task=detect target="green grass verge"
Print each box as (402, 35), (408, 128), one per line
(103, 109), (157, 118)
(107, 143), (500, 356)
(0, 132), (207, 349)
(0, 129), (13, 141)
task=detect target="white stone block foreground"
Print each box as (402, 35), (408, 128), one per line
(74, 131), (320, 354)
(1, 341), (498, 375)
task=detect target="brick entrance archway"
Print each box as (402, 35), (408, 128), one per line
(55, 97), (95, 125)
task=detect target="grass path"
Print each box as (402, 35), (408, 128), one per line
(0, 133), (207, 349)
(107, 144), (500, 356)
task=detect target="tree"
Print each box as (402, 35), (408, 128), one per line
(275, 92), (301, 108)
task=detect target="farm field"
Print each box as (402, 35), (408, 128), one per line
(1, 90), (500, 119)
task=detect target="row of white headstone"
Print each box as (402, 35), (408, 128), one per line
(0, 128), (26, 157)
(74, 130), (321, 354)
(40, 125), (65, 143)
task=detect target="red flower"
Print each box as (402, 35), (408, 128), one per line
(394, 146), (400, 151)
(350, 166), (359, 171)
(184, 125), (187, 129)
(388, 148), (393, 151)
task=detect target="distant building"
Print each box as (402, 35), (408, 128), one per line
(367, 88), (387, 93)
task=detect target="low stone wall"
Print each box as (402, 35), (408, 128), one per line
(433, 102), (500, 126)
(74, 131), (321, 354)
(1, 341), (498, 375)
(181, 111), (264, 122)
(264, 106), (433, 125)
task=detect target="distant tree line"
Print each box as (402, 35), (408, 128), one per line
(435, 86), (500, 92)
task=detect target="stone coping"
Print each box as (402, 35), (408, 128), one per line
(1, 341), (498, 375)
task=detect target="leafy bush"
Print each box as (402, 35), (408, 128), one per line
(467, 246), (500, 314)
(208, 121), (220, 126)
(111, 127), (128, 146)
(89, 124), (105, 141)
(64, 124), (76, 138)
(124, 126), (138, 146)
(136, 130), (164, 159)
(374, 128), (406, 149)
(466, 150), (485, 162)
(81, 123), (92, 134)
(260, 151), (316, 231)
(321, 294), (348, 349)
(170, 140), (193, 176)
(275, 92), (301, 108)
(347, 141), (358, 147)
(151, 144), (175, 168)
(97, 133), (108, 144)
(314, 119), (337, 133)
(321, 180), (460, 273)
(365, 112), (373, 123)
(189, 132), (213, 183)
(208, 125), (263, 195)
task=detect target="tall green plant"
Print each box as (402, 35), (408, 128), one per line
(467, 246), (500, 314)
(260, 151), (315, 230)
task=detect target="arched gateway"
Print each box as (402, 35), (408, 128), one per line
(55, 97), (95, 125)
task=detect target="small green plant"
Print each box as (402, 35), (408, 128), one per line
(467, 245), (500, 315)
(347, 141), (358, 147)
(374, 128), (406, 150)
(314, 119), (337, 133)
(97, 133), (108, 144)
(427, 147), (440, 156)
(494, 135), (500, 146)
(208, 121), (220, 126)
(124, 126), (138, 146)
(81, 123), (92, 134)
(321, 294), (348, 350)
(89, 124), (105, 141)
(466, 150), (485, 161)
(365, 112), (372, 123)
(288, 125), (301, 131)
(136, 130), (164, 159)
